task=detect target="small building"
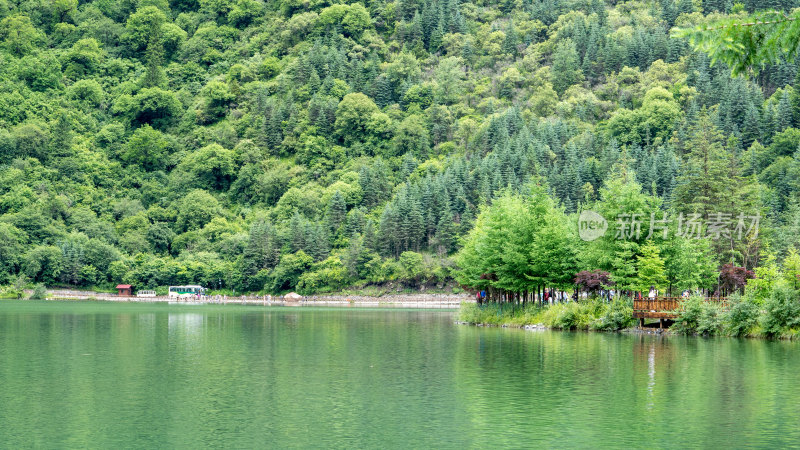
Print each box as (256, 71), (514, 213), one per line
(116, 284), (133, 296)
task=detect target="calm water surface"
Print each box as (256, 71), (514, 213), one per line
(1, 300), (799, 448)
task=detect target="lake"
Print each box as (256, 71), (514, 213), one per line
(1, 301), (798, 447)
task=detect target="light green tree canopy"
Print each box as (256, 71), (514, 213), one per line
(673, 9), (800, 76)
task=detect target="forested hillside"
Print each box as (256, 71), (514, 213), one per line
(2, 0), (800, 295)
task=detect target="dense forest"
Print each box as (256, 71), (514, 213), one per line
(1, 0), (800, 295)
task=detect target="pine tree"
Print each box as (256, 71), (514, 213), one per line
(306, 223), (330, 260)
(678, 0), (694, 14)
(51, 111), (73, 157)
(777, 89), (793, 132)
(662, 0), (678, 27)
(551, 39), (583, 95)
(143, 20), (165, 88)
(429, 23), (444, 53)
(461, 38), (474, 63)
(345, 207), (366, 237)
(290, 212), (306, 253)
(591, 0), (607, 26)
(308, 70), (321, 92)
(374, 74), (393, 107)
(379, 204), (399, 256)
(421, 0), (437, 44)
(363, 219), (377, 252)
(502, 21), (517, 57)
(326, 190), (347, 235)
(398, 0), (419, 20)
(674, 110), (731, 218)
(242, 220), (281, 287)
(582, 25), (601, 81)
(407, 196), (425, 252)
(264, 106), (283, 154)
(742, 103), (762, 148)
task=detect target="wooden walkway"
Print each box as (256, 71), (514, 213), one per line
(633, 296), (728, 327)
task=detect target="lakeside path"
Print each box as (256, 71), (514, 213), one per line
(41, 289), (471, 309)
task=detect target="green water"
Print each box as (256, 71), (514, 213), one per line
(1, 301), (799, 448)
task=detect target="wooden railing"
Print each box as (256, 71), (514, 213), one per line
(633, 296), (728, 319)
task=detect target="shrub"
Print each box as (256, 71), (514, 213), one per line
(29, 283), (46, 300)
(696, 301), (723, 336)
(592, 298), (634, 331)
(542, 301), (602, 330)
(724, 293), (759, 337)
(761, 286), (800, 337)
(457, 302), (543, 326)
(673, 295), (703, 334)
(671, 298), (724, 336)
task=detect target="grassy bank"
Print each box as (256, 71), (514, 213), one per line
(458, 299), (635, 331)
(460, 287), (800, 340)
(671, 288), (800, 340)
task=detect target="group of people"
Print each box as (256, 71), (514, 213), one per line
(475, 288), (619, 304)
(475, 286), (710, 304)
(632, 286), (659, 300)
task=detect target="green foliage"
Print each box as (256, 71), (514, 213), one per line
(176, 190), (223, 232)
(459, 299), (630, 331)
(121, 125), (168, 170)
(747, 255), (782, 302)
(297, 255), (347, 294)
(178, 143), (236, 190)
(673, 295), (724, 335)
(592, 298), (635, 331)
(456, 185), (577, 296)
(724, 293), (760, 337)
(635, 241), (667, 293)
(334, 93), (379, 146)
(0, 0), (795, 299)
(63, 39), (104, 79)
(198, 80), (233, 122)
(674, 9), (800, 76)
(29, 283), (47, 300)
(580, 172), (661, 291)
(545, 301), (599, 330)
(551, 39), (583, 95)
(0, 15), (42, 55)
(606, 88), (681, 146)
(760, 285), (800, 337)
(269, 250), (314, 292)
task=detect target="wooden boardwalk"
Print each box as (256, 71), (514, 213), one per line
(633, 296), (728, 327)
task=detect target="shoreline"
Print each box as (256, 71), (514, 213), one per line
(37, 289), (471, 309)
(454, 319), (800, 340)
(454, 320), (671, 335)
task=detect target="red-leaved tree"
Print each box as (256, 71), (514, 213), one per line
(574, 270), (614, 294)
(718, 263), (754, 296)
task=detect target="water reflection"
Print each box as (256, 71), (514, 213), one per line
(1, 303), (800, 448)
(168, 313), (204, 336)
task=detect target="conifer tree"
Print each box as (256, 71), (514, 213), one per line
(290, 212), (306, 253)
(326, 191), (347, 235)
(674, 110), (731, 218)
(50, 111), (73, 157)
(143, 20), (165, 88)
(635, 241), (667, 293)
(551, 39), (583, 95)
(777, 90), (793, 132)
(502, 21), (517, 57)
